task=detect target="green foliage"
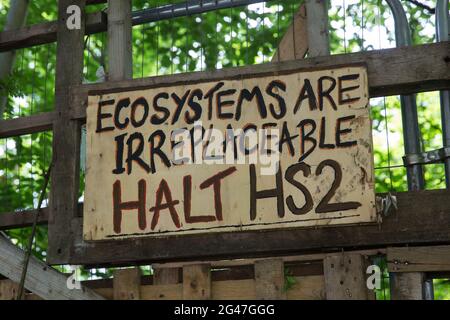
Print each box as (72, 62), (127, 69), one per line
(434, 279), (450, 300)
(284, 267), (297, 292)
(0, 71), (25, 98)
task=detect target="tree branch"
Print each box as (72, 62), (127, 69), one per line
(405, 0), (435, 14)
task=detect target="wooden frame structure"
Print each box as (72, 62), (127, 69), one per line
(3, 245), (450, 300)
(0, 0), (449, 300)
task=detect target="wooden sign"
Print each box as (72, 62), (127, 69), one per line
(83, 65), (376, 241)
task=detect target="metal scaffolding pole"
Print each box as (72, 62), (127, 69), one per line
(436, 0), (450, 187)
(386, 0), (429, 300)
(132, 0), (269, 26)
(386, 0), (425, 191)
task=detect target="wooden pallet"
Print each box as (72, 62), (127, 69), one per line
(3, 246), (450, 300)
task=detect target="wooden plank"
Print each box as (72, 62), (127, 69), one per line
(93, 287), (113, 299)
(2, 272), (326, 300)
(254, 259), (286, 300)
(272, 4), (308, 62)
(0, 112), (54, 139)
(0, 208), (49, 230)
(387, 246), (450, 272)
(323, 253), (368, 300)
(211, 279), (255, 300)
(113, 268), (141, 300)
(0, 203), (82, 231)
(71, 42), (450, 122)
(0, 280), (19, 300)
(212, 277), (325, 300)
(153, 267), (180, 285)
(287, 276), (325, 300)
(95, 276), (325, 300)
(47, 0), (86, 264)
(157, 262), (321, 283)
(141, 283), (182, 300)
(0, 235), (104, 300)
(183, 264), (211, 300)
(152, 249), (384, 269)
(390, 272), (424, 300)
(140, 277), (324, 300)
(107, 0), (132, 81)
(25, 292), (43, 300)
(150, 267), (179, 299)
(0, 11), (106, 53)
(63, 189), (450, 266)
(305, 0), (330, 57)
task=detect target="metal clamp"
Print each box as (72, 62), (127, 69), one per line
(376, 192), (397, 217)
(403, 147), (450, 166)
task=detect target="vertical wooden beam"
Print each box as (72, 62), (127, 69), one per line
(107, 0), (132, 80)
(154, 267), (180, 285)
(0, 280), (19, 300)
(254, 259), (286, 300)
(390, 272), (425, 300)
(0, 0), (29, 119)
(182, 264), (211, 300)
(47, 0), (86, 264)
(272, 4), (308, 62)
(305, 0), (330, 57)
(113, 268), (141, 300)
(323, 254), (369, 300)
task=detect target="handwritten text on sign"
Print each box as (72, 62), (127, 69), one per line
(83, 66), (376, 241)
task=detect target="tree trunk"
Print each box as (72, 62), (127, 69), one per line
(0, 0), (29, 119)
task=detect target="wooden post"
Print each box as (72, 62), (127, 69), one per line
(0, 0), (29, 119)
(154, 267), (180, 285)
(305, 0), (330, 57)
(182, 264), (211, 300)
(254, 259), (286, 300)
(0, 280), (19, 300)
(272, 4), (308, 62)
(323, 254), (369, 300)
(390, 272), (425, 300)
(113, 268), (141, 300)
(47, 0), (86, 263)
(387, 247), (429, 300)
(107, 0), (132, 81)
(152, 267), (180, 299)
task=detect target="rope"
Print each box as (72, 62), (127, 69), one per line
(17, 160), (53, 300)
